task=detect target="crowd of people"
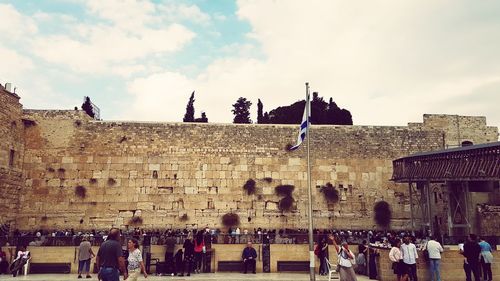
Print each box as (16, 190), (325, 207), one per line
(0, 227), (496, 280)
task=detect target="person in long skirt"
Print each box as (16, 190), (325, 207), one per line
(329, 235), (357, 281)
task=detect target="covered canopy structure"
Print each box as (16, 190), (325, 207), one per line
(392, 141), (500, 237)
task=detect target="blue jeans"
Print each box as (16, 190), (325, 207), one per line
(99, 267), (120, 281)
(78, 259), (91, 274)
(429, 259), (441, 281)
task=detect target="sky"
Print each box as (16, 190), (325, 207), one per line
(1, 0), (500, 130)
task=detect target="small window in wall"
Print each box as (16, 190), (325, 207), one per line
(461, 140), (473, 147)
(9, 149), (15, 167)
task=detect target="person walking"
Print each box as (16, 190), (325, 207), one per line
(77, 235), (95, 279)
(400, 236), (418, 281)
(242, 241), (257, 274)
(463, 234), (482, 281)
(126, 238), (147, 281)
(389, 239), (408, 281)
(424, 236), (443, 281)
(96, 228), (127, 281)
(479, 237), (493, 281)
(179, 234), (194, 277)
(329, 235), (357, 281)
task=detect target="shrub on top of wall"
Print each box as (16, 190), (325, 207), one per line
(222, 213), (240, 227)
(374, 200), (392, 227)
(243, 179), (256, 195)
(320, 183), (339, 203)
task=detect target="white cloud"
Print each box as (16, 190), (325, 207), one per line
(158, 2), (211, 25)
(0, 47), (35, 80)
(0, 4), (37, 40)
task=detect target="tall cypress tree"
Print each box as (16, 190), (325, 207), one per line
(257, 99), (264, 124)
(183, 91), (195, 122)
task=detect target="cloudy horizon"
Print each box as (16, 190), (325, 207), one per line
(1, 0), (499, 131)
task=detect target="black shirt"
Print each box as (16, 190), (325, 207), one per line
(97, 239), (122, 268)
(463, 241), (481, 264)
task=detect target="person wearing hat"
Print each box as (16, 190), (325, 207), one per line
(78, 235), (95, 278)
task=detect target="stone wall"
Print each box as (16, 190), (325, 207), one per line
(0, 85), (24, 227)
(15, 109), (452, 230)
(1, 86), (498, 231)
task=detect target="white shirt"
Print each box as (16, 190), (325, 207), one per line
(389, 247), (402, 262)
(400, 243), (418, 264)
(425, 240), (443, 259)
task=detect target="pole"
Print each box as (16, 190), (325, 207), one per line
(305, 82), (315, 281)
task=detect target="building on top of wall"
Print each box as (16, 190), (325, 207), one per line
(0, 85), (498, 232)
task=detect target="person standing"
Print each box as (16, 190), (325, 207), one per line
(389, 239), (408, 281)
(96, 228), (127, 281)
(179, 234), (194, 277)
(164, 233), (176, 276)
(357, 240), (368, 275)
(194, 232), (205, 273)
(318, 237), (329, 275)
(77, 235), (95, 279)
(126, 239), (147, 281)
(329, 235), (357, 281)
(479, 237), (493, 281)
(400, 236), (418, 281)
(242, 241), (257, 274)
(463, 234), (481, 281)
(368, 246), (379, 279)
(424, 236), (443, 281)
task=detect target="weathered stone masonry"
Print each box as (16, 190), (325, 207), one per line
(0, 87), (498, 231)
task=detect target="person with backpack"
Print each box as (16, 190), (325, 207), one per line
(329, 235), (357, 281)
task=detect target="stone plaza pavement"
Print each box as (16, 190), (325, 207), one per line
(0, 273), (371, 281)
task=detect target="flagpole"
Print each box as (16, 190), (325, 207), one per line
(305, 82), (315, 281)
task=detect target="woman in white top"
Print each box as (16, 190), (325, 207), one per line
(389, 239), (408, 281)
(127, 239), (147, 281)
(329, 235), (357, 281)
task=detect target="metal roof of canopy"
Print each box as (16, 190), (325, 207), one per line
(392, 141), (500, 182)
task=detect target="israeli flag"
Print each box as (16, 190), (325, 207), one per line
(289, 94), (310, 151)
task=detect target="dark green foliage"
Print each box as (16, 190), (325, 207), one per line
(129, 216), (143, 225)
(107, 178), (116, 186)
(279, 196), (295, 211)
(267, 92), (352, 125)
(79, 219), (84, 224)
(262, 177), (273, 183)
(222, 213), (240, 227)
(374, 201), (392, 227)
(180, 214), (189, 221)
(320, 183), (339, 203)
(275, 185), (295, 196)
(75, 185), (86, 198)
(89, 178), (97, 184)
(257, 99), (266, 124)
(81, 96), (95, 118)
(57, 168), (66, 173)
(243, 179), (256, 195)
(41, 215), (48, 222)
(232, 97), (252, 124)
(183, 91), (195, 122)
(47, 167), (55, 172)
(74, 120), (82, 127)
(194, 112), (208, 123)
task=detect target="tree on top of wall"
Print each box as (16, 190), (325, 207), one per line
(81, 97), (95, 118)
(232, 97), (252, 124)
(183, 91), (195, 122)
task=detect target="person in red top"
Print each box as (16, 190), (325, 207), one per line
(194, 231), (205, 273)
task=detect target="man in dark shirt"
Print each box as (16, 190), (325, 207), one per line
(242, 241), (257, 274)
(96, 228), (127, 281)
(463, 234), (481, 281)
(164, 233), (176, 275)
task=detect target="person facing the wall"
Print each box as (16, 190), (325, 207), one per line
(424, 236), (443, 281)
(78, 235), (95, 279)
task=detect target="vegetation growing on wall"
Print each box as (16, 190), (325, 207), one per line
(222, 213), (240, 227)
(374, 200), (392, 227)
(75, 185), (86, 198)
(243, 179), (256, 195)
(320, 183), (339, 203)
